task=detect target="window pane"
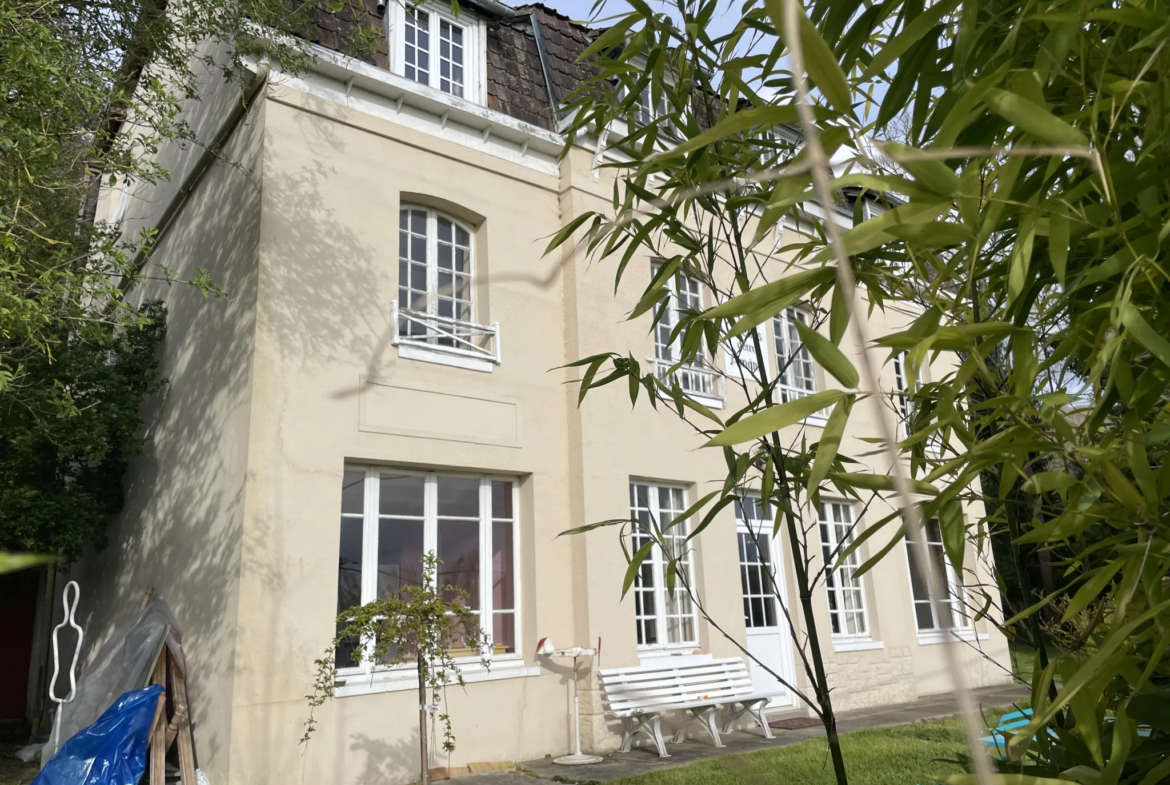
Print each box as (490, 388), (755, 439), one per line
(493, 520), (514, 611)
(438, 19), (465, 97)
(438, 519), (480, 609)
(336, 516), (364, 669)
(438, 476), (479, 517)
(493, 613), (515, 654)
(377, 519), (425, 597)
(337, 517), (364, 612)
(906, 544), (930, 601)
(915, 602), (935, 630)
(404, 8), (430, 84)
(342, 470), (365, 514)
(379, 473), (425, 517)
(491, 480), (513, 519)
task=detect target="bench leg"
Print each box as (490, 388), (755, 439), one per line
(673, 706), (724, 748)
(648, 715), (670, 758)
(622, 714), (670, 758)
(723, 699), (774, 739)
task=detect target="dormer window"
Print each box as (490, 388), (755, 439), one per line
(390, 2), (484, 102)
(618, 84), (667, 126)
(635, 88), (666, 125)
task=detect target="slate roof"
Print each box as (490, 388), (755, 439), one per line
(303, 0), (598, 131)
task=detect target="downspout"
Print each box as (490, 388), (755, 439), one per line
(123, 61), (271, 282)
(529, 10), (561, 129)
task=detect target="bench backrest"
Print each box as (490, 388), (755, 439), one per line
(599, 657), (755, 715)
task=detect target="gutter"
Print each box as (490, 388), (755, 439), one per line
(462, 0), (516, 19)
(125, 62), (271, 279)
(529, 9), (561, 127)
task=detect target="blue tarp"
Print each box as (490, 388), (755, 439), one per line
(35, 685), (164, 785)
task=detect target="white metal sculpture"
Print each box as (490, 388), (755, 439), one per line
(536, 637), (602, 766)
(49, 580), (84, 750)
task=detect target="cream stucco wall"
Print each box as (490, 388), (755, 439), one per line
(68, 72), (265, 784)
(71, 52), (1013, 785)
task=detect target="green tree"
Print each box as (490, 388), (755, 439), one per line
(304, 553), (489, 785)
(0, 302), (167, 561)
(551, 0), (1169, 782)
(0, 0), (372, 557)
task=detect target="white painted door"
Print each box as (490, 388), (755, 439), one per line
(736, 498), (797, 708)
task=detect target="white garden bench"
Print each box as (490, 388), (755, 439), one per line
(599, 656), (781, 757)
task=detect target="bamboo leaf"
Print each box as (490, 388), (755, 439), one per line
(794, 320), (858, 388)
(862, 0), (962, 78)
(706, 267), (835, 319)
(854, 521), (907, 578)
(830, 472), (939, 494)
(621, 539), (656, 599)
(578, 15), (638, 62)
(939, 500), (966, 573)
(883, 142), (962, 197)
(1062, 559), (1124, 621)
(1120, 303), (1170, 368)
(797, 9), (853, 116)
(984, 88), (1088, 146)
(545, 211), (596, 254)
(807, 395), (855, 497)
(559, 518), (634, 537)
(829, 276), (850, 345)
(705, 390), (846, 446)
(653, 106), (823, 159)
(665, 490), (722, 532)
(1049, 206), (1069, 283)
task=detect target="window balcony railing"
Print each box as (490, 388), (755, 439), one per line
(392, 301), (501, 364)
(650, 357), (725, 404)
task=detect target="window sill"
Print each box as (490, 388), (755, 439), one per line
(832, 637), (884, 653)
(689, 393), (726, 411)
(397, 342), (495, 373)
(916, 629), (988, 646)
(334, 657), (538, 697)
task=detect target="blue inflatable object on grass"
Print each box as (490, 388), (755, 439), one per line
(34, 685), (164, 785)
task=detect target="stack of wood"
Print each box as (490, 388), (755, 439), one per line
(144, 643), (197, 784)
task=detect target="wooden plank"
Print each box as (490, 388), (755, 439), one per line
(169, 654), (198, 785)
(149, 654), (167, 785)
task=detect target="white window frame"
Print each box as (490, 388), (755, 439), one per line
(394, 204), (500, 371)
(629, 481), (701, 655)
(819, 501), (874, 647)
(893, 351), (913, 440)
(893, 351), (943, 453)
(773, 308), (824, 425)
(388, 0), (486, 104)
(333, 466), (528, 694)
(903, 519), (973, 644)
(651, 267), (724, 408)
(736, 496), (781, 631)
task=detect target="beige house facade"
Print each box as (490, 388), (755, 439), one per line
(71, 3), (1014, 783)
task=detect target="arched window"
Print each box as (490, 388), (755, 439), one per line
(396, 205), (498, 366)
(399, 205), (474, 323)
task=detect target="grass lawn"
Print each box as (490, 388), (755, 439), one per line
(607, 712), (1013, 785)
